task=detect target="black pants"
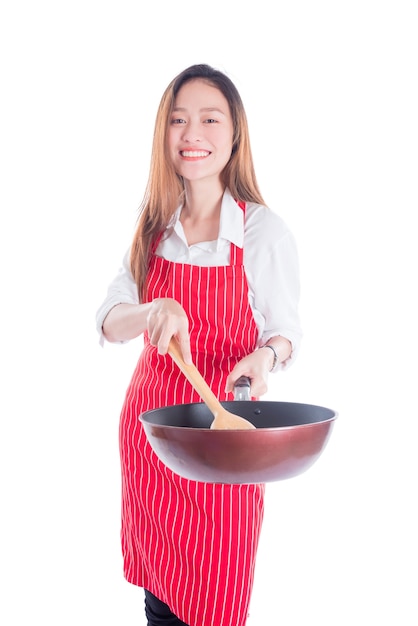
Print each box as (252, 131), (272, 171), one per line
(144, 590), (189, 626)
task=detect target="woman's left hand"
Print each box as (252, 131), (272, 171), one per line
(225, 348), (273, 398)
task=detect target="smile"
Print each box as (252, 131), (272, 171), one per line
(180, 150), (210, 158)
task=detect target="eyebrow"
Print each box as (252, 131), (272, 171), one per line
(172, 106), (227, 115)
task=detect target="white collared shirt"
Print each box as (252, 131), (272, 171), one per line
(96, 189), (302, 370)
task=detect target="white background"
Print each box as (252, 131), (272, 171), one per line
(1, 1), (417, 624)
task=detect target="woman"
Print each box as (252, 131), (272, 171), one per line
(96, 64), (302, 626)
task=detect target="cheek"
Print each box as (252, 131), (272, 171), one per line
(166, 134), (179, 162)
(167, 126), (180, 148)
(166, 130), (174, 151)
(218, 129), (234, 153)
(219, 135), (234, 159)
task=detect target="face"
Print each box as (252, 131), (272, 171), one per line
(167, 79), (234, 184)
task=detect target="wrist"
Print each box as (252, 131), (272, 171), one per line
(261, 344), (279, 371)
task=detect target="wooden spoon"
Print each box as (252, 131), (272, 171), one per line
(168, 338), (256, 430)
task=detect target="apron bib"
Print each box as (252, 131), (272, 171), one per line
(119, 203), (265, 626)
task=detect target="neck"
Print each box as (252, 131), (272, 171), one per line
(180, 180), (226, 245)
(182, 179), (225, 219)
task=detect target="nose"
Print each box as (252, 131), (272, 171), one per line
(181, 120), (202, 142)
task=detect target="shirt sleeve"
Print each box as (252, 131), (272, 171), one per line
(95, 248), (139, 346)
(243, 206), (303, 370)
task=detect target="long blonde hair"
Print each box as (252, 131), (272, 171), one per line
(130, 64), (265, 298)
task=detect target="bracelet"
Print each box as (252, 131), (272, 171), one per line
(262, 344), (279, 371)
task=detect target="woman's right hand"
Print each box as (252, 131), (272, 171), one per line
(147, 298), (192, 364)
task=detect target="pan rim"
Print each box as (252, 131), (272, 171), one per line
(139, 400), (338, 431)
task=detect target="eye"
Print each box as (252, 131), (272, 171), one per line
(204, 118), (218, 124)
(171, 118), (186, 124)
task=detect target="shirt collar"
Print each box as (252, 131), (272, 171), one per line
(219, 189), (244, 248)
(171, 188), (244, 249)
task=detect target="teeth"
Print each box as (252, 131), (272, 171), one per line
(181, 150), (209, 157)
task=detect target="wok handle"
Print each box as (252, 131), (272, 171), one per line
(233, 376), (251, 401)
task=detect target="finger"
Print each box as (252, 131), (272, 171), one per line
(148, 324), (160, 347)
(248, 378), (268, 397)
(225, 368), (250, 393)
(225, 373), (235, 394)
(176, 334), (193, 365)
(156, 328), (174, 355)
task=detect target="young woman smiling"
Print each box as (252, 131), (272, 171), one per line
(96, 64), (302, 626)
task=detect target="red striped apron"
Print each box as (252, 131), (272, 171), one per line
(119, 203), (265, 626)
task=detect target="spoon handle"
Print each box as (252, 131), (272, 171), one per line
(168, 338), (224, 417)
